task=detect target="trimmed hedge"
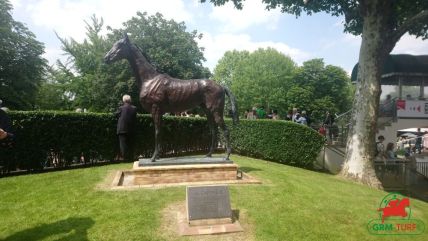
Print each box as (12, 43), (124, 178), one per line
(2, 111), (324, 171)
(227, 119), (325, 167)
(5, 111), (211, 170)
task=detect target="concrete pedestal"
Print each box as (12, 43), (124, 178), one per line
(110, 156), (261, 188)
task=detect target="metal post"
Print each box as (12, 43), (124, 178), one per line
(398, 76), (402, 99)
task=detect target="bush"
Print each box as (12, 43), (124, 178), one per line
(3, 111), (324, 171)
(227, 119), (325, 167)
(6, 111), (211, 170)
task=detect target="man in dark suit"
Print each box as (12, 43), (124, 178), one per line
(0, 100), (15, 173)
(116, 95), (137, 162)
(0, 100), (14, 145)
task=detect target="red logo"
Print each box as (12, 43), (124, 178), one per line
(377, 197), (410, 223)
(396, 100), (405, 110)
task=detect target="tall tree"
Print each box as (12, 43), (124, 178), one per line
(50, 12), (210, 112)
(54, 16), (129, 112)
(215, 48), (296, 115)
(203, 0), (428, 187)
(113, 12), (211, 80)
(0, 0), (46, 110)
(291, 59), (353, 121)
(213, 50), (250, 88)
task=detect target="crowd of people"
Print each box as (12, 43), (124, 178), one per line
(243, 107), (311, 125)
(243, 106), (341, 142)
(374, 133), (425, 182)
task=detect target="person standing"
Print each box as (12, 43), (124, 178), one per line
(0, 100), (15, 173)
(291, 108), (298, 122)
(285, 110), (292, 121)
(0, 100), (14, 147)
(324, 111), (335, 143)
(116, 95), (137, 162)
(374, 135), (387, 178)
(298, 111), (309, 126)
(271, 110), (279, 120)
(415, 128), (423, 154)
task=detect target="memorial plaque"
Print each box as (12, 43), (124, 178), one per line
(186, 185), (232, 222)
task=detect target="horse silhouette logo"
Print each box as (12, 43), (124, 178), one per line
(377, 197), (410, 223)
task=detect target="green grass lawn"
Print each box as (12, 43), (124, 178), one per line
(0, 155), (427, 241)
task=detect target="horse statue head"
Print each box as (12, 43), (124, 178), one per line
(104, 33), (132, 64)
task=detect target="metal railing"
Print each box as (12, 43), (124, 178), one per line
(332, 110), (352, 146)
(416, 162), (428, 178)
(331, 98), (399, 146)
(379, 98), (398, 121)
(373, 159), (422, 188)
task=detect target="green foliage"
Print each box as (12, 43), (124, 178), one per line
(214, 51), (352, 122)
(203, 0), (428, 39)
(214, 48), (296, 115)
(116, 12), (211, 79)
(0, 0), (46, 110)
(5, 111), (324, 170)
(213, 50), (250, 88)
(290, 59), (353, 121)
(228, 119), (325, 167)
(46, 16), (132, 112)
(3, 156), (425, 241)
(204, 0), (428, 183)
(7, 111), (212, 170)
(35, 65), (75, 110)
(40, 12), (210, 112)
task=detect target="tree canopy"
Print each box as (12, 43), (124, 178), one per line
(214, 50), (352, 121)
(288, 59), (353, 121)
(214, 48), (296, 115)
(37, 13), (210, 112)
(0, 0), (46, 110)
(203, 0), (428, 42)
(116, 12), (211, 80)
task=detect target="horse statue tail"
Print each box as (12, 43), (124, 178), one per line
(223, 87), (239, 125)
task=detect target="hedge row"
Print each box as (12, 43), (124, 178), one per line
(3, 111), (212, 171)
(228, 119), (325, 167)
(1, 111), (324, 171)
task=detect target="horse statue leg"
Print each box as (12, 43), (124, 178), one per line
(151, 105), (162, 162)
(214, 113), (231, 160)
(204, 110), (216, 158)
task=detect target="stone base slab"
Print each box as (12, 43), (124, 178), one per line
(128, 162), (238, 185)
(189, 217), (232, 226)
(178, 207), (243, 236)
(110, 162), (261, 189)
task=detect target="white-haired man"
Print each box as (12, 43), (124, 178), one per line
(1, 100), (15, 172)
(115, 95), (137, 162)
(0, 100), (13, 142)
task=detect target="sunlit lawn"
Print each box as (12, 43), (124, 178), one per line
(0, 155), (427, 241)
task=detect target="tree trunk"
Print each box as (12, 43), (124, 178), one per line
(340, 0), (391, 188)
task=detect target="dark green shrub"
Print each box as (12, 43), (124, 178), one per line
(227, 119), (325, 167)
(7, 111), (211, 170)
(4, 111), (324, 171)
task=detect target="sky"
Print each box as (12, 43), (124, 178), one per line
(9, 0), (428, 75)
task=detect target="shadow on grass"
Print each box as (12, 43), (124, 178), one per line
(239, 166), (262, 173)
(2, 217), (95, 241)
(232, 209), (240, 222)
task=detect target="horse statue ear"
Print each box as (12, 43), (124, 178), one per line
(123, 33), (129, 42)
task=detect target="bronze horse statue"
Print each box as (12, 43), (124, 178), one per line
(104, 34), (239, 161)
